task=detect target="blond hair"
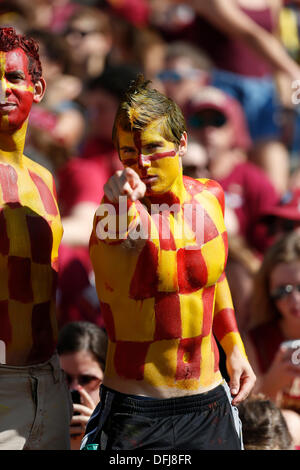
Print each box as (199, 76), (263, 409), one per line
(112, 74), (186, 149)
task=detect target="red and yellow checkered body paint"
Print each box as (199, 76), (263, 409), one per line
(90, 176), (246, 393)
(0, 156), (62, 364)
(0, 47), (63, 365)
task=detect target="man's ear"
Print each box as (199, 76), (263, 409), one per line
(33, 77), (46, 103)
(178, 131), (188, 157)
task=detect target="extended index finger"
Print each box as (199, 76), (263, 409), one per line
(121, 167), (140, 189)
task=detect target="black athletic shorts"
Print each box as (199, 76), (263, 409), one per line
(82, 382), (243, 451)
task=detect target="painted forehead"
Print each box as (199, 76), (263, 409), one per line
(118, 118), (174, 146)
(0, 47), (31, 79)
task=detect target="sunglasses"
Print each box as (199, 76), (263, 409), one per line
(270, 284), (300, 301)
(157, 69), (202, 83)
(65, 373), (101, 387)
(188, 111), (227, 129)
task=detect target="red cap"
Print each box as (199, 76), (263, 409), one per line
(261, 189), (300, 221)
(186, 86), (252, 151)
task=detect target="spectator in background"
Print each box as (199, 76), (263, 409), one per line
(63, 5), (113, 81)
(243, 231), (300, 447)
(25, 29), (84, 173)
(56, 64), (141, 328)
(186, 86), (279, 331)
(156, 40), (213, 112)
(182, 136), (210, 180)
(260, 188), (300, 249)
(0, 0), (33, 34)
(57, 322), (108, 450)
(153, 0), (298, 197)
(237, 394), (293, 450)
(130, 28), (167, 83)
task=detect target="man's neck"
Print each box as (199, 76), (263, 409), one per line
(0, 120), (28, 167)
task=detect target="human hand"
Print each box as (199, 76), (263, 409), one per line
(260, 344), (300, 400)
(226, 346), (256, 406)
(104, 168), (146, 203)
(70, 386), (96, 438)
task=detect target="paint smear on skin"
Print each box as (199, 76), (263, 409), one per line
(28, 171), (58, 216)
(0, 164), (20, 204)
(0, 50), (34, 131)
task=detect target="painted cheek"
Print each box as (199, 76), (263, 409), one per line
(8, 89), (33, 128)
(151, 156), (181, 191)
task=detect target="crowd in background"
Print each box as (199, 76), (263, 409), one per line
(2, 0), (300, 450)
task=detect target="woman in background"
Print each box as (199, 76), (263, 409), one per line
(57, 322), (108, 450)
(243, 231), (300, 446)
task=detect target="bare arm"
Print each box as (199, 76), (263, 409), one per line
(174, 0), (300, 79)
(213, 274), (256, 404)
(62, 201), (99, 246)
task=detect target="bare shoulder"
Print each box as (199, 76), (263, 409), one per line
(23, 155), (55, 192)
(196, 177), (225, 214)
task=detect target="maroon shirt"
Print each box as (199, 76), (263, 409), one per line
(217, 161), (279, 254)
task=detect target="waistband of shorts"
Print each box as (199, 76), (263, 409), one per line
(0, 351), (61, 379)
(101, 383), (228, 416)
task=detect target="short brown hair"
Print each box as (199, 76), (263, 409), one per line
(112, 74), (186, 149)
(238, 394), (293, 450)
(0, 27), (42, 83)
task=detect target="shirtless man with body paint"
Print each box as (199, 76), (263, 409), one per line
(82, 76), (256, 450)
(0, 27), (71, 450)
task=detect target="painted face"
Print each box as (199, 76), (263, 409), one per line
(270, 261), (300, 322)
(118, 119), (182, 194)
(0, 48), (35, 131)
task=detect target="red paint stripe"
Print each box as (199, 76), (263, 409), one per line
(26, 215), (53, 264)
(204, 180), (225, 215)
(154, 292), (181, 340)
(213, 308), (238, 341)
(0, 164), (20, 204)
(175, 336), (202, 381)
(114, 341), (151, 380)
(148, 192), (180, 207)
(28, 171), (58, 216)
(123, 158), (137, 167)
(183, 175), (206, 197)
(28, 301), (55, 363)
(147, 150), (176, 161)
(8, 256), (33, 303)
(201, 285), (216, 336)
(100, 302), (116, 341)
(211, 335), (220, 372)
(177, 248), (208, 293)
(129, 241), (158, 299)
(151, 211), (177, 250)
(0, 211), (10, 255)
(0, 300), (12, 345)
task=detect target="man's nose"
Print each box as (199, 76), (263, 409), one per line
(69, 378), (80, 390)
(137, 153), (151, 169)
